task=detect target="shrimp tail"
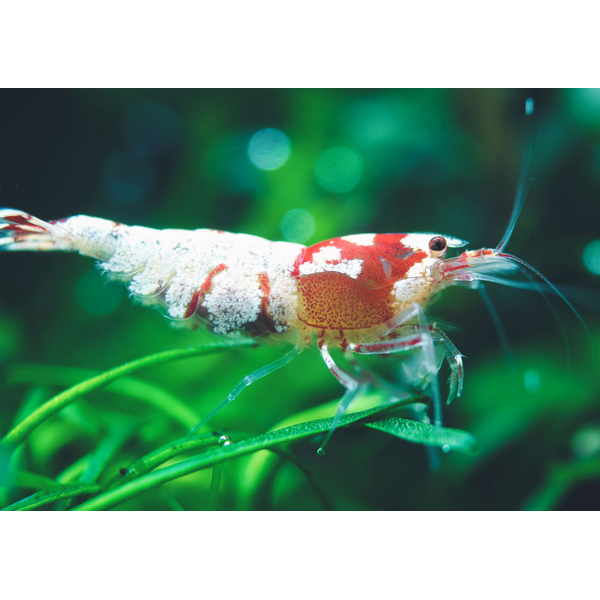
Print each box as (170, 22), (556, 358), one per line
(0, 208), (76, 252)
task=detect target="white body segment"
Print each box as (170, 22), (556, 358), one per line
(99, 223), (303, 334)
(94, 219), (305, 336)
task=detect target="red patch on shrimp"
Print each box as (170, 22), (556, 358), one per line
(295, 235), (428, 330)
(258, 272), (278, 332)
(1, 214), (37, 227)
(300, 235), (427, 289)
(184, 263), (228, 318)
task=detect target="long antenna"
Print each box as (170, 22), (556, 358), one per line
(473, 269), (573, 372)
(496, 97), (540, 253)
(498, 252), (596, 363)
(477, 283), (518, 385)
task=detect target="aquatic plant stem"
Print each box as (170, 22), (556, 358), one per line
(73, 398), (430, 511)
(2, 483), (102, 511)
(1, 341), (254, 450)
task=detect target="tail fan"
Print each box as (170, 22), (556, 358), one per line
(0, 209), (75, 252)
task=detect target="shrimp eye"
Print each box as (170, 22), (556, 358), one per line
(429, 236), (447, 255)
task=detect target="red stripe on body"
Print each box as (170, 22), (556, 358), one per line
(184, 263), (228, 318)
(259, 272), (271, 297)
(290, 248), (306, 278)
(2, 214), (36, 226)
(1, 222), (47, 233)
(259, 272), (281, 333)
(1, 224), (44, 232)
(259, 272), (271, 312)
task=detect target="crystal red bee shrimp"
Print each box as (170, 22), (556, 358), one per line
(0, 185), (588, 452)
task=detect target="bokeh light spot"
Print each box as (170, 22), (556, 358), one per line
(315, 147), (362, 193)
(247, 128), (291, 170)
(572, 425), (600, 458)
(583, 240), (600, 275)
(524, 368), (541, 394)
(525, 97), (534, 116)
(77, 270), (123, 316)
(280, 208), (316, 243)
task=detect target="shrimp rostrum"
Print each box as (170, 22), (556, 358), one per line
(0, 189), (585, 452)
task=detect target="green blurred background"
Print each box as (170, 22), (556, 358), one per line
(1, 88), (599, 510)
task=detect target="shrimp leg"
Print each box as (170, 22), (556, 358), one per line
(348, 305), (460, 427)
(318, 309), (462, 452)
(317, 343), (368, 455)
(188, 345), (303, 436)
(365, 322), (464, 403)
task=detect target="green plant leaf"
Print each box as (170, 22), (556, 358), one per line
(523, 456), (600, 511)
(237, 389), (419, 509)
(104, 432), (220, 490)
(363, 417), (478, 454)
(3, 470), (57, 491)
(73, 397), (427, 511)
(2, 483), (101, 511)
(78, 421), (134, 484)
(156, 486), (186, 511)
(56, 454), (92, 484)
(8, 363), (201, 429)
(1, 340), (254, 450)
(57, 420), (137, 510)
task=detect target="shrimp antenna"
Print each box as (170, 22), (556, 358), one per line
(476, 283), (518, 385)
(498, 252), (596, 362)
(495, 131), (541, 253)
(473, 270), (572, 371)
(496, 97), (541, 253)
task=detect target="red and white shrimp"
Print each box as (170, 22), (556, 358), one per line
(0, 183), (589, 452)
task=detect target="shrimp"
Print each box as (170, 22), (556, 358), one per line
(0, 171), (590, 453)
